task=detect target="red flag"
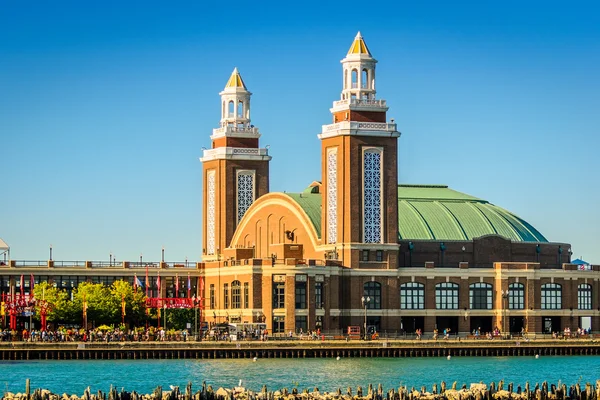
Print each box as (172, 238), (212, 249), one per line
(121, 293), (126, 317)
(200, 276), (204, 294)
(175, 274), (179, 298)
(30, 274), (35, 294)
(20, 275), (24, 296)
(133, 274), (138, 291)
(156, 273), (161, 292)
(145, 264), (149, 297)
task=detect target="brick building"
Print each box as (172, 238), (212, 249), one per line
(199, 32), (599, 336)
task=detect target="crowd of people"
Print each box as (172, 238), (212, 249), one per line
(0, 327), (195, 342)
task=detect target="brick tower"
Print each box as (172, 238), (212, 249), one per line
(200, 68), (271, 261)
(318, 32), (401, 268)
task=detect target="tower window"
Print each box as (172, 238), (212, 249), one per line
(237, 101), (243, 118)
(344, 69), (348, 90)
(351, 69), (358, 89)
(228, 101), (234, 117)
(361, 69), (368, 89)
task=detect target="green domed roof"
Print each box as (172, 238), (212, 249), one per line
(398, 185), (548, 242)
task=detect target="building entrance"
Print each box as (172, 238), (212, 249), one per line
(509, 316), (525, 333)
(469, 316), (492, 334)
(436, 316), (458, 336)
(543, 316), (561, 334)
(401, 316), (424, 335)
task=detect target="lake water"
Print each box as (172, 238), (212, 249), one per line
(2, 356), (599, 395)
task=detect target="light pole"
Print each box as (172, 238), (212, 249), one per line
(163, 304), (167, 334)
(140, 253), (143, 266)
(461, 246), (466, 262)
(49, 245), (53, 261)
(109, 252), (113, 266)
(192, 295), (198, 341)
(161, 246), (165, 263)
(361, 296), (371, 340)
(501, 290), (509, 338)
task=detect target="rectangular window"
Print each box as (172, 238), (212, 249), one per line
(273, 282), (285, 309)
(315, 282), (323, 309)
(578, 284), (592, 310)
(223, 283), (229, 309)
(231, 281), (241, 309)
(295, 316), (308, 333)
(376, 250), (383, 262)
(362, 250), (369, 262)
(273, 316), (285, 334)
(435, 283), (459, 310)
(508, 284), (525, 310)
(295, 281), (307, 309)
(210, 284), (215, 309)
(244, 282), (249, 309)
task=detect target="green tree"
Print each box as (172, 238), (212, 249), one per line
(72, 282), (113, 325)
(109, 280), (147, 326)
(32, 282), (71, 323)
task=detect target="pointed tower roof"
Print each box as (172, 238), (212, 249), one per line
(347, 31), (372, 56)
(224, 67), (247, 89)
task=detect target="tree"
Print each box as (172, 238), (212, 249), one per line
(32, 282), (72, 324)
(109, 280), (147, 326)
(72, 282), (113, 325)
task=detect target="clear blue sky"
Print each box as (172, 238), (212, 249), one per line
(1, 1), (599, 263)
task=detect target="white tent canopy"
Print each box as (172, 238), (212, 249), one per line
(0, 238), (9, 262)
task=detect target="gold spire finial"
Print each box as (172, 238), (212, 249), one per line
(347, 31), (371, 56)
(225, 67), (247, 89)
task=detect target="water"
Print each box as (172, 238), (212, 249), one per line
(2, 356), (599, 395)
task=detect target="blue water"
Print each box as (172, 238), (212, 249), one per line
(2, 357), (599, 395)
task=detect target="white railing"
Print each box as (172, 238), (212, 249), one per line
(212, 126), (259, 136)
(333, 98), (387, 109)
(323, 121), (397, 132)
(202, 147), (269, 159)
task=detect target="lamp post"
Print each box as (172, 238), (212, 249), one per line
(163, 304), (167, 334)
(109, 252), (113, 266)
(161, 246), (165, 263)
(192, 295), (198, 341)
(361, 296), (371, 340)
(461, 246), (466, 262)
(140, 253), (143, 266)
(501, 290), (509, 338)
(49, 245), (53, 261)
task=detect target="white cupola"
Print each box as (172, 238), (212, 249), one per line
(340, 32), (377, 101)
(219, 68), (252, 128)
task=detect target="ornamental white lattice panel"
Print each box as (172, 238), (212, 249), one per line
(206, 170), (216, 255)
(237, 171), (255, 223)
(327, 148), (337, 244)
(363, 150), (382, 243)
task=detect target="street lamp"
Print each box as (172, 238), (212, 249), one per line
(361, 296), (371, 340)
(161, 246), (165, 263)
(461, 246), (466, 262)
(192, 295), (198, 341)
(109, 252), (113, 266)
(49, 245), (53, 261)
(501, 290), (509, 338)
(163, 303), (167, 334)
(140, 253), (143, 266)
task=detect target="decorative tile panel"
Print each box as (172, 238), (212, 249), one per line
(237, 170), (255, 223)
(363, 149), (382, 243)
(327, 148), (337, 244)
(206, 170), (216, 255)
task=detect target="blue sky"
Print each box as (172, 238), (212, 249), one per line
(1, 1), (599, 263)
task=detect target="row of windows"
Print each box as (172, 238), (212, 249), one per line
(209, 281), (250, 310)
(361, 250), (384, 262)
(396, 282), (593, 310)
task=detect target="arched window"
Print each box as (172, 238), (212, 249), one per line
(361, 69), (368, 89)
(469, 283), (492, 309)
(436, 282), (459, 309)
(231, 280), (241, 309)
(508, 282), (525, 310)
(578, 283), (592, 310)
(228, 101), (234, 117)
(351, 69), (358, 89)
(400, 282), (424, 309)
(363, 281), (381, 309)
(541, 283), (562, 309)
(237, 101), (243, 118)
